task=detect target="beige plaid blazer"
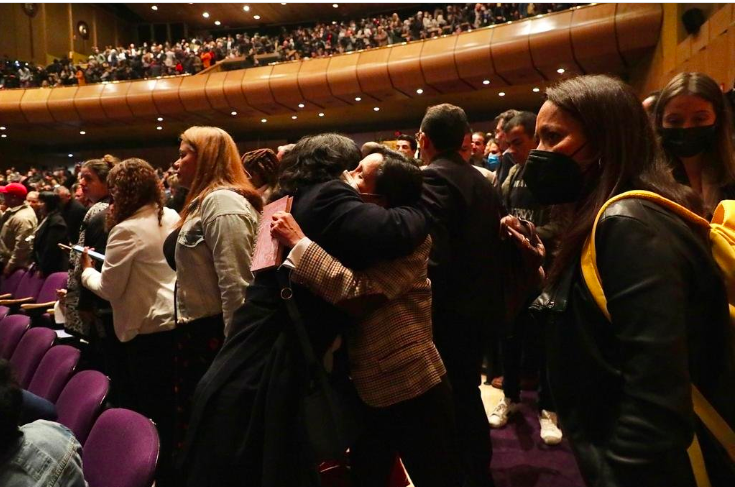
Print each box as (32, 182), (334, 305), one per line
(291, 237), (446, 408)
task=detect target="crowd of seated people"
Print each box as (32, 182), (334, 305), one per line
(0, 3), (581, 89)
(1, 69), (734, 487)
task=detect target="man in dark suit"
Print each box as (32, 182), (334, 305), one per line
(419, 104), (504, 487)
(55, 185), (87, 245)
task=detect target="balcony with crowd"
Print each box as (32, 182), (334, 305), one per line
(1, 3), (580, 89)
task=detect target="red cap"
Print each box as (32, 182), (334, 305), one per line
(0, 183), (28, 198)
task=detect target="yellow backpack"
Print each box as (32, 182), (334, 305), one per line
(580, 190), (735, 487)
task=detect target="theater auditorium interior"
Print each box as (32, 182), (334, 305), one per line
(1, 2), (734, 487)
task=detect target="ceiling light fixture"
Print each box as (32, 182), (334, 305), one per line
(68, 153), (73, 157)
(215, 20), (221, 26)
(354, 97), (361, 102)
(498, 92), (506, 97)
(151, 6), (158, 11)
(298, 103), (305, 108)
(0, 126), (5, 130)
(157, 117), (164, 122)
(373, 107), (380, 112)
(416, 88), (424, 95)
(156, 126), (163, 130)
(254, 15), (261, 20)
(231, 111), (238, 116)
(1, 134), (7, 139)
(202, 12), (209, 18)
(79, 130), (86, 135)
(532, 87), (540, 93)
(557, 68), (565, 74)
(292, 115), (297, 120)
(333, 4), (339, 8)
(243, 5), (250, 11)
(261, 118), (267, 123)
(318, 113), (325, 117)
(482, 79), (490, 85)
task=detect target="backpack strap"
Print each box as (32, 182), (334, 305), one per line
(579, 190), (732, 487)
(581, 190), (709, 321)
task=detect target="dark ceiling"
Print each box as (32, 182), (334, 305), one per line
(111, 3), (421, 31)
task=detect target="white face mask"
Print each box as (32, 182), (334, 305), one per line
(340, 170), (360, 191)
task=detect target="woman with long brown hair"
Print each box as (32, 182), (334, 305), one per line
(163, 126), (262, 451)
(515, 74), (734, 487)
(81, 158), (178, 485)
(655, 72), (735, 217)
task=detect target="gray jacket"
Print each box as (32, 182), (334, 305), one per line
(0, 421), (87, 487)
(175, 188), (259, 336)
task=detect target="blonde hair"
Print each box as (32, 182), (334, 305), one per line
(178, 126), (263, 226)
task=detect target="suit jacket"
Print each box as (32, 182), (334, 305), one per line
(291, 237), (445, 408)
(421, 151), (504, 341)
(33, 211), (69, 276)
(60, 199), (87, 246)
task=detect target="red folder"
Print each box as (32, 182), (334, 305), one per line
(251, 195), (293, 273)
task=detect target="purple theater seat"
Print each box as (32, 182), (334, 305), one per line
(0, 270), (45, 319)
(0, 315), (31, 359)
(83, 408), (160, 487)
(0, 268), (26, 294)
(27, 345), (80, 402)
(20, 271), (68, 327)
(56, 370), (110, 445)
(8, 325), (55, 388)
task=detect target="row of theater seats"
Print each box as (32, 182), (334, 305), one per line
(0, 272), (160, 487)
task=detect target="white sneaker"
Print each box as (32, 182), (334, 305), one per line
(539, 409), (563, 445)
(488, 397), (517, 428)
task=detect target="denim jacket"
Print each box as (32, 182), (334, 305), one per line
(175, 188), (259, 336)
(0, 421), (87, 487)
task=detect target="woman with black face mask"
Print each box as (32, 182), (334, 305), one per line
(515, 74), (735, 487)
(655, 72), (735, 217)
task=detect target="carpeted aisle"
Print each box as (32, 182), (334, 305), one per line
(484, 388), (586, 487)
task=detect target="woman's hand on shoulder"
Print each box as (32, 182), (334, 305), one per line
(270, 211), (305, 248)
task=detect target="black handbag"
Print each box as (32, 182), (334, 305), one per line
(277, 270), (364, 462)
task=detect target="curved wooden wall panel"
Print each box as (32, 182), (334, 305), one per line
(242, 66), (290, 115)
(529, 10), (583, 79)
(100, 83), (133, 120)
(270, 62), (308, 111)
(299, 57), (347, 108)
(153, 77), (186, 118)
(2, 4), (663, 129)
(388, 42), (437, 97)
(327, 53), (368, 103)
(74, 84), (108, 123)
(179, 74), (213, 114)
(615, 3), (663, 65)
(126, 80), (160, 119)
(205, 72), (230, 113)
(420, 35), (472, 93)
(222, 70), (263, 117)
(571, 3), (623, 74)
(47, 87), (80, 124)
(357, 48), (406, 101)
(0, 91), (27, 125)
(491, 21), (544, 84)
(20, 89), (53, 124)
(455, 28), (507, 88)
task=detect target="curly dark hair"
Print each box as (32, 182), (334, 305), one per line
(241, 148), (279, 188)
(106, 158), (165, 229)
(274, 133), (361, 200)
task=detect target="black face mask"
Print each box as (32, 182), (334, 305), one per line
(523, 146), (586, 205)
(660, 125), (716, 158)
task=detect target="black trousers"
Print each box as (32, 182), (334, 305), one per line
(501, 309), (553, 411)
(434, 317), (495, 487)
(123, 330), (176, 486)
(351, 375), (461, 487)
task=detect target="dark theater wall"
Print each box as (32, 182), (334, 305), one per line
(0, 3), (132, 66)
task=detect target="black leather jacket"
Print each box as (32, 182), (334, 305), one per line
(532, 199), (735, 487)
